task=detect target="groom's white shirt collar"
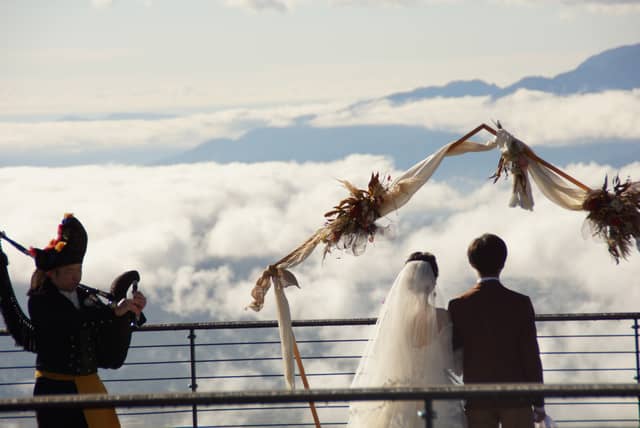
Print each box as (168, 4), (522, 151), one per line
(477, 276), (500, 283)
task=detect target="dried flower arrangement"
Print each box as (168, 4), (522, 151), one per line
(582, 175), (640, 263)
(321, 172), (391, 257)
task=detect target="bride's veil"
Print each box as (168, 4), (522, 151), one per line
(348, 258), (457, 427)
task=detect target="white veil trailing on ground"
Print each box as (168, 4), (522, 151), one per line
(347, 260), (465, 428)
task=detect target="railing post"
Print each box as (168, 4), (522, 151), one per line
(419, 399), (434, 428)
(188, 328), (198, 428)
(633, 317), (640, 427)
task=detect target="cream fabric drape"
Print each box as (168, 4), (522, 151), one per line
(273, 282), (295, 389)
(378, 140), (497, 216)
(493, 128), (589, 211)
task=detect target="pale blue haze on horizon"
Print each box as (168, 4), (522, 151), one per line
(2, 0), (640, 115)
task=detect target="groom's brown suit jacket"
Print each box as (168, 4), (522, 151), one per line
(448, 279), (544, 407)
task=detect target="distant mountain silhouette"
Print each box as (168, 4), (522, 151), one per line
(158, 125), (457, 167)
(381, 43), (640, 104)
(159, 42), (640, 173)
(498, 43), (640, 96)
(3, 43), (638, 174)
(157, 124), (638, 183)
(386, 80), (501, 104)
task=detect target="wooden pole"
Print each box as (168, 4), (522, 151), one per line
(292, 334), (322, 428)
(452, 123), (592, 193)
(447, 123), (497, 153)
(522, 146), (592, 192)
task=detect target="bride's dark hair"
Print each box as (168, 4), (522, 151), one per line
(405, 251), (438, 279)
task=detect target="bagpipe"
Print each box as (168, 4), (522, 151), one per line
(0, 230), (146, 354)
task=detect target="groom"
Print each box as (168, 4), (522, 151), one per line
(448, 233), (546, 428)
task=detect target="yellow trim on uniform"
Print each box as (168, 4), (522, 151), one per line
(35, 370), (121, 428)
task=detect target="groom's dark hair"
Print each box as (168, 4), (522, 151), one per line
(467, 233), (507, 276)
(406, 251), (439, 279)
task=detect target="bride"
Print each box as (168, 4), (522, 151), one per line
(347, 251), (466, 428)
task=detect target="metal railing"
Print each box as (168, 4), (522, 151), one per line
(0, 384), (639, 428)
(1, 312), (639, 427)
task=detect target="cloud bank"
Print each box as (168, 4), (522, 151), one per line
(1, 90), (639, 166)
(223, 0), (640, 14)
(225, 0), (298, 12)
(2, 156), (638, 426)
(312, 89), (640, 144)
(2, 157), (638, 322)
(499, 0), (640, 15)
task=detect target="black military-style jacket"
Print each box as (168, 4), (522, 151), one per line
(28, 279), (133, 375)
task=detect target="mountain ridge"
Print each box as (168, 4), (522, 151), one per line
(381, 43), (640, 104)
(2, 43), (638, 171)
(161, 43), (640, 172)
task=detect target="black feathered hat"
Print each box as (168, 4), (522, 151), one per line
(30, 214), (87, 271)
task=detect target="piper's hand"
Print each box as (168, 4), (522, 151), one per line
(114, 291), (146, 317)
(132, 290), (147, 312)
(533, 406), (546, 423)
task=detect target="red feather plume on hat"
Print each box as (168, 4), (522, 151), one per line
(30, 213), (88, 271)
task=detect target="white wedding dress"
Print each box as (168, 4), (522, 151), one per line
(347, 260), (466, 428)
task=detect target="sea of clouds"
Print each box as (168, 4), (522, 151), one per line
(2, 155), (638, 426)
(2, 156), (638, 321)
(1, 90), (639, 426)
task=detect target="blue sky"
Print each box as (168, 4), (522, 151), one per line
(2, 0), (640, 115)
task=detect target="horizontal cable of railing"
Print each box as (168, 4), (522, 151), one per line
(126, 312), (640, 332)
(0, 383), (638, 411)
(1, 312), (638, 337)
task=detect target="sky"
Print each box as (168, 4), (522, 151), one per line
(1, 1), (640, 426)
(2, 0), (640, 115)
